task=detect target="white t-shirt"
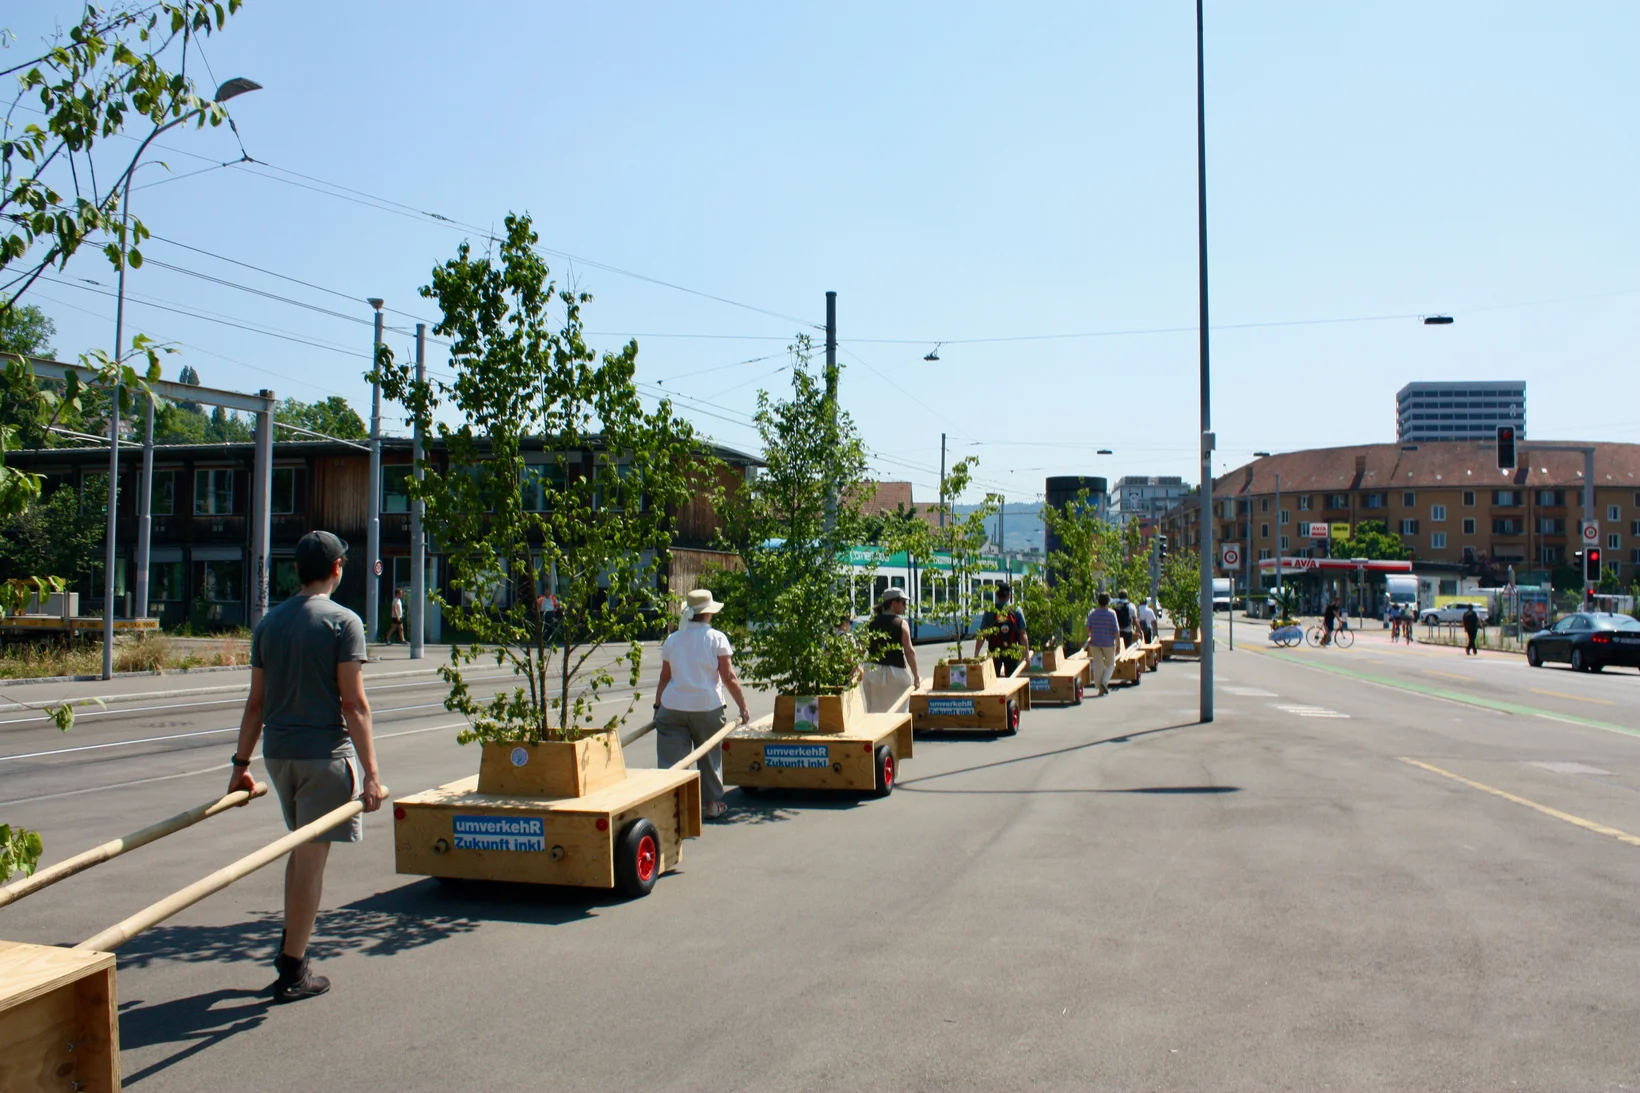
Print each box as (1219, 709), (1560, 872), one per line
(660, 622), (734, 712)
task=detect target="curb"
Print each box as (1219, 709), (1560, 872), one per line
(0, 664), (447, 714)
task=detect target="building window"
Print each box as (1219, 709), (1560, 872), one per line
(1260, 497), (1269, 513)
(148, 561), (185, 601)
(1491, 490), (1521, 507)
(1431, 532), (1447, 549)
(1298, 495), (1311, 511)
(1609, 532), (1621, 550)
(1361, 493), (1386, 509)
(1462, 517), (1476, 534)
(1608, 504), (1621, 522)
(383, 466), (412, 514)
(1399, 519), (1419, 534)
(1326, 493), (1348, 510)
(1492, 518), (1523, 535)
(199, 560), (243, 602)
(1632, 520), (1640, 537)
(194, 469), (234, 516)
(1463, 490), (1475, 506)
(1402, 491), (1415, 507)
(1258, 548), (1271, 561)
(1535, 489), (1563, 507)
(519, 464), (566, 512)
(1260, 523), (1269, 539)
(150, 471), (176, 516)
(1280, 536), (1290, 551)
(271, 467), (305, 515)
(1537, 518), (1565, 535)
(1430, 504), (1446, 522)
(1632, 548), (1640, 565)
(1540, 546), (1562, 564)
(1279, 509), (1290, 526)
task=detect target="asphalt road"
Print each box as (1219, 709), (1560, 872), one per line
(2, 628), (1637, 1091)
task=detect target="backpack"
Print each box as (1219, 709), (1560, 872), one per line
(1113, 601), (1133, 630)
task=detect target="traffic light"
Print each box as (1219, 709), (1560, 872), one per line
(1585, 547), (1601, 585)
(1496, 425), (1517, 471)
(1157, 535), (1169, 565)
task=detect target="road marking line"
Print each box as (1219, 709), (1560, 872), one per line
(1399, 757), (1640, 848)
(1422, 669), (1471, 681)
(1260, 650), (1640, 741)
(1529, 688), (1615, 706)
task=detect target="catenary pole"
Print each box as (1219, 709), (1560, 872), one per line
(249, 390), (273, 627)
(938, 433), (947, 530)
(366, 298), (384, 646)
(410, 324), (427, 660)
(1274, 472), (1283, 595)
(824, 291), (838, 529)
(134, 394), (154, 624)
(1195, 0), (1214, 722)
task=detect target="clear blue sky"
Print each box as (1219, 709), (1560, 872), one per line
(13, 1), (1637, 502)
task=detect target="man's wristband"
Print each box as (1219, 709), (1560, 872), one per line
(230, 754), (251, 768)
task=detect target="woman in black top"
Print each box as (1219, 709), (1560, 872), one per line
(863, 588), (920, 712)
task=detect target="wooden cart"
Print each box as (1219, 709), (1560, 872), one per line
(910, 659), (1030, 735)
(1110, 642), (1148, 686)
(0, 941), (118, 1093)
(723, 689), (912, 796)
(394, 732), (701, 898)
(1021, 647), (1089, 707)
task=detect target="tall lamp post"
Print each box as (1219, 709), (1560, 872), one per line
(1254, 452), (1280, 606)
(1194, 0), (1214, 723)
(117, 77), (261, 682)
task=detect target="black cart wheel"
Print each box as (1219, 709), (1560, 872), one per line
(873, 745), (895, 797)
(1002, 699), (1020, 735)
(1571, 649), (1588, 673)
(1073, 679), (1085, 705)
(433, 876), (467, 889)
(614, 818), (661, 898)
(1526, 644), (1542, 668)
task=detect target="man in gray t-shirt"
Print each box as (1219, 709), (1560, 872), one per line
(229, 530), (385, 1003)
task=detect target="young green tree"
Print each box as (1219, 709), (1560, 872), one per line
(893, 457), (999, 661)
(375, 213), (699, 743)
(1158, 548), (1204, 633)
(2, 1), (246, 305)
(1025, 489), (1110, 651)
(719, 337), (870, 695)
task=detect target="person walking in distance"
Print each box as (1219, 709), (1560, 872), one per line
(979, 581), (1030, 677)
(228, 531), (386, 1003)
(1137, 597), (1158, 644)
(387, 587), (405, 645)
(1111, 588), (1138, 653)
(1085, 592), (1120, 696)
(1462, 603), (1480, 656)
(863, 588), (920, 712)
(654, 589), (751, 820)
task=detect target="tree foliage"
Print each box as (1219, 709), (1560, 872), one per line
(716, 337), (870, 695)
(1333, 519), (1411, 562)
(275, 395), (366, 441)
(375, 213), (698, 743)
(0, 479), (103, 586)
(1022, 490), (1107, 650)
(885, 457), (998, 661)
(2, 1), (246, 305)
(1158, 548), (1203, 632)
(0, 296), (54, 357)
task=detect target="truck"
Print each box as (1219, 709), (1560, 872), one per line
(1385, 575), (1419, 617)
(1212, 577), (1233, 612)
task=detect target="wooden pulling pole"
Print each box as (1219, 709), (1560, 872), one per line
(0, 783), (268, 910)
(73, 789), (385, 954)
(668, 715), (763, 772)
(619, 720), (656, 747)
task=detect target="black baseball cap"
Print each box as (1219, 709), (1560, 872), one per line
(295, 531), (348, 580)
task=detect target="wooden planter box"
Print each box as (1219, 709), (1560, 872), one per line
(772, 686), (866, 735)
(1111, 642), (1148, 685)
(931, 658), (997, 692)
(476, 732), (625, 798)
(1024, 648), (1090, 706)
(0, 940), (118, 1093)
(723, 710), (913, 795)
(1168, 628), (1202, 660)
(911, 658), (1030, 734)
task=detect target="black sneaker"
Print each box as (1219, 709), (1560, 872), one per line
(272, 952), (331, 1003)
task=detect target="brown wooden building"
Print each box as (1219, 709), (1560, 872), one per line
(8, 437), (760, 635)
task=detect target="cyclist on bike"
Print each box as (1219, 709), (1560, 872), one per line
(1322, 597), (1339, 647)
(1401, 602), (1415, 644)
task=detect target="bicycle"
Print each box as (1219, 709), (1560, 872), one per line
(1306, 623), (1354, 649)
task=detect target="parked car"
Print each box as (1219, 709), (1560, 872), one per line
(1526, 612), (1640, 672)
(1421, 601), (1489, 626)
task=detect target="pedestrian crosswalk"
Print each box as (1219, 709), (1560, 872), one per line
(1225, 686), (1279, 697)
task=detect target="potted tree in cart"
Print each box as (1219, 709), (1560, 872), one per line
(1157, 548), (1204, 657)
(375, 214), (701, 896)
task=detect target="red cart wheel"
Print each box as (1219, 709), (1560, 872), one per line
(873, 745), (895, 797)
(1074, 679), (1085, 705)
(1002, 699), (1020, 736)
(615, 818), (661, 898)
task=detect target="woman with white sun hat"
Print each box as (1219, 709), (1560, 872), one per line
(653, 588), (751, 819)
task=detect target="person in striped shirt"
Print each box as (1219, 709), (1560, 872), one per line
(1085, 592), (1120, 696)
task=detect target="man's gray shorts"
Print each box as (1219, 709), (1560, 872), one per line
(264, 756), (363, 843)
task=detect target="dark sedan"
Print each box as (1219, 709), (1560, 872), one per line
(1526, 612), (1640, 672)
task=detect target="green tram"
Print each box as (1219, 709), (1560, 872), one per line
(842, 546), (1035, 645)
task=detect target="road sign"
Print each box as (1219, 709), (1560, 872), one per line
(372, 559), (384, 577)
(1580, 520), (1600, 544)
(1220, 544), (1241, 569)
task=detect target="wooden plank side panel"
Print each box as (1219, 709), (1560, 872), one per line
(0, 968), (118, 1093)
(0, 941), (115, 1013)
(315, 454), (370, 538)
(910, 681), (1024, 731)
(394, 803), (615, 888)
(722, 735), (878, 791)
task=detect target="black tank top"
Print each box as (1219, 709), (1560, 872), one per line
(868, 612), (906, 668)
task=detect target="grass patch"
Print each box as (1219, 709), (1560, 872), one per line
(0, 633), (250, 679)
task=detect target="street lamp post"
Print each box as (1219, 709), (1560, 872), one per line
(1194, 0), (1214, 723)
(367, 298), (385, 648)
(116, 77), (261, 682)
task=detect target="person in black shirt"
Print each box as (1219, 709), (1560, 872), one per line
(1461, 604), (1480, 655)
(1322, 598), (1339, 647)
(863, 589), (919, 710)
(1111, 589), (1137, 651)
(979, 581), (1030, 677)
